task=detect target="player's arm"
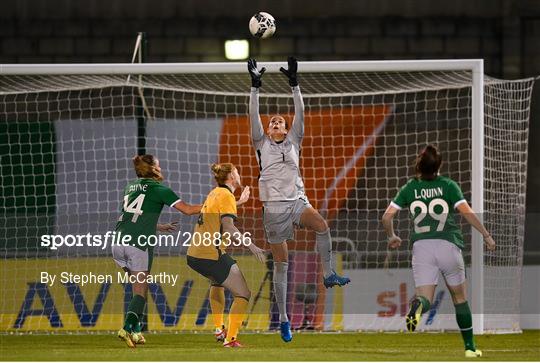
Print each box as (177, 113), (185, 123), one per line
(280, 56), (304, 143)
(220, 192), (265, 262)
(290, 86), (304, 142)
(157, 184), (202, 216)
(222, 216), (266, 263)
(172, 201), (202, 216)
(247, 59), (266, 143)
(157, 221), (178, 233)
(456, 202), (496, 250)
(382, 182), (410, 249)
(236, 186), (250, 206)
(381, 204), (402, 249)
(448, 180), (495, 250)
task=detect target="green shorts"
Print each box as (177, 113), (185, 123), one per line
(186, 253), (236, 285)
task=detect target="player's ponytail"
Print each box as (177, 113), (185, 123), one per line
(133, 154), (164, 181)
(415, 144), (442, 181)
(211, 163), (235, 185)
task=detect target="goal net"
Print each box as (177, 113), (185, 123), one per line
(0, 61), (535, 334)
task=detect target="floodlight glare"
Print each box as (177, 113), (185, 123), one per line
(225, 40), (249, 60)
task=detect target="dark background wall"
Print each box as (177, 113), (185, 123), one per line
(1, 0), (539, 261)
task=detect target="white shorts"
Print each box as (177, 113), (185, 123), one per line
(412, 239), (465, 287)
(263, 196), (312, 244)
(112, 244), (151, 272)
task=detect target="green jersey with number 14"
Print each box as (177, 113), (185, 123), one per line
(115, 178), (181, 251)
(391, 175), (466, 249)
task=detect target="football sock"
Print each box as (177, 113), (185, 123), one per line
(315, 229), (333, 278)
(209, 285), (225, 330)
(226, 296), (249, 341)
(133, 321), (143, 333)
(123, 294), (145, 333)
(455, 301), (476, 351)
(417, 295), (431, 314)
(273, 262), (289, 322)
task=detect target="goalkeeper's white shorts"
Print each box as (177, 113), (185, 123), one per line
(412, 239), (465, 287)
(262, 196), (312, 244)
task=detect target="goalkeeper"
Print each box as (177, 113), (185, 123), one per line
(247, 57), (350, 343)
(113, 154), (202, 348)
(382, 145), (496, 358)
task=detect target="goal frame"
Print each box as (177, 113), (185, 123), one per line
(0, 59), (486, 334)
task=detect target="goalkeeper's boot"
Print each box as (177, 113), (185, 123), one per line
(323, 270), (351, 288)
(215, 326), (227, 342)
(280, 321), (293, 342)
(223, 338), (244, 348)
(117, 328), (136, 348)
(465, 349), (482, 358)
(406, 297), (423, 332)
(131, 332), (146, 345)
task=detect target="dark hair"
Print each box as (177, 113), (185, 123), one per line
(132, 154), (163, 181)
(415, 145), (442, 181)
(211, 163), (235, 185)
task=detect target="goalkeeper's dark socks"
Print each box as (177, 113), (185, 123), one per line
(123, 294), (146, 333)
(454, 301), (476, 351)
(417, 295), (431, 314)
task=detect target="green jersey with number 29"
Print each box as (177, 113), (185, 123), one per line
(392, 175), (466, 249)
(115, 178), (181, 250)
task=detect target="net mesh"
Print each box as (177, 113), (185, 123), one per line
(0, 68), (535, 333)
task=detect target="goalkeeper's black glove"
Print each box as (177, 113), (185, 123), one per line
(279, 56), (298, 87)
(247, 58), (266, 88)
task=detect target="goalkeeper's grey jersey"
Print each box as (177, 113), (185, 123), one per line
(249, 86), (305, 202)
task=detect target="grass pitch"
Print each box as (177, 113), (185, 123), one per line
(1, 330), (539, 361)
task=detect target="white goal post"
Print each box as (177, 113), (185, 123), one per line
(0, 60), (534, 334)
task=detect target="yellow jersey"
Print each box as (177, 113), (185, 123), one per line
(187, 185), (237, 260)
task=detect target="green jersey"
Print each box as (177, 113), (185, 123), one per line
(115, 178), (181, 250)
(392, 175), (466, 249)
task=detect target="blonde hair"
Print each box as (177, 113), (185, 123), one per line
(132, 154), (163, 181)
(210, 163), (235, 185)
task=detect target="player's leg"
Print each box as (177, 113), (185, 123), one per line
(269, 241), (293, 342)
(209, 284), (227, 342)
(298, 205), (350, 287)
(127, 273), (148, 345)
(446, 282), (480, 357)
(269, 241), (289, 322)
(219, 262), (251, 347)
(112, 245), (137, 348)
(407, 284), (436, 332)
(263, 202), (293, 342)
(127, 247), (153, 345)
(114, 270), (148, 348)
(407, 240), (438, 332)
(113, 245), (151, 347)
(439, 242), (481, 357)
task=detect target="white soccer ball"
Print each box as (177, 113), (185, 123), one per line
(249, 12), (276, 39)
